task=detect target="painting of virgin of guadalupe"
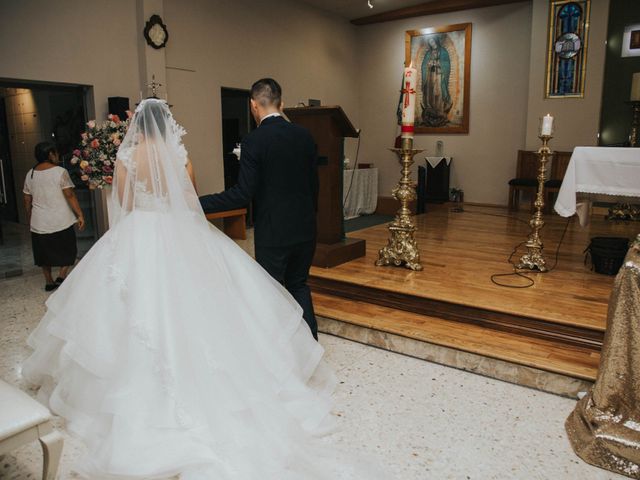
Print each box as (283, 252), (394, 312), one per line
(405, 24), (472, 134)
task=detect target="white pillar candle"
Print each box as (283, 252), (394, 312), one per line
(540, 114), (554, 136)
(631, 72), (640, 102)
(401, 63), (417, 139)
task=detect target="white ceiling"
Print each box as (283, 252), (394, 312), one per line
(298, 0), (433, 20)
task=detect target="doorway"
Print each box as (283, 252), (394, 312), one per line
(0, 97), (18, 223)
(220, 87), (256, 224)
(0, 80), (95, 278)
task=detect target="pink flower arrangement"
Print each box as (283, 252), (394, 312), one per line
(71, 112), (132, 189)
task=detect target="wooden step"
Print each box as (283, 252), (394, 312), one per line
(309, 275), (604, 351)
(313, 292), (600, 381)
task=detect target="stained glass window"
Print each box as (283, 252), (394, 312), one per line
(546, 1), (591, 98)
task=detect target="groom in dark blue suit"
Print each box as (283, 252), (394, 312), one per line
(200, 78), (319, 340)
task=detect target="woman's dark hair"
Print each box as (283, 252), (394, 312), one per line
(34, 141), (58, 164)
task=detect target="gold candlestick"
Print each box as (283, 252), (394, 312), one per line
(376, 136), (423, 271)
(517, 135), (552, 272)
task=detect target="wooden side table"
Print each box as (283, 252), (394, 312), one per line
(205, 208), (247, 240)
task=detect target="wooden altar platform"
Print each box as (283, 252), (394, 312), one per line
(310, 205), (639, 391)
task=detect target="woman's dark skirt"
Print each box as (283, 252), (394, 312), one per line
(31, 225), (77, 267)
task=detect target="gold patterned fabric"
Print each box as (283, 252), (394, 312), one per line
(566, 235), (640, 478)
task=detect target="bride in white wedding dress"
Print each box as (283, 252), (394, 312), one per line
(22, 99), (387, 479)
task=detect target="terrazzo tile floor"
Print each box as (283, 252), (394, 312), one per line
(0, 269), (624, 479)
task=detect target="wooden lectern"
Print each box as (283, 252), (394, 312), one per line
(283, 106), (366, 268)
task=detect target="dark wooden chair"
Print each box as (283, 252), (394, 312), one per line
(508, 150), (539, 212)
(545, 151), (573, 213)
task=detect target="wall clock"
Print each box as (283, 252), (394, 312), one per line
(144, 14), (168, 49)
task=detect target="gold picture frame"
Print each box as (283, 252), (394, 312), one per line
(405, 23), (472, 134)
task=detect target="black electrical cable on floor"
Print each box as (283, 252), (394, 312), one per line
(489, 215), (573, 288)
(489, 240), (535, 288)
(342, 132), (362, 210)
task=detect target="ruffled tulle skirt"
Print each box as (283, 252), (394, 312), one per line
(22, 211), (379, 479)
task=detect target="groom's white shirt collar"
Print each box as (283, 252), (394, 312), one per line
(260, 112), (281, 123)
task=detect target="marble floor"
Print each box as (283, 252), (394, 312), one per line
(0, 274), (624, 479)
(0, 221), (34, 278)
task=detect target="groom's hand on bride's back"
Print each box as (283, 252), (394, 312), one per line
(199, 139), (259, 214)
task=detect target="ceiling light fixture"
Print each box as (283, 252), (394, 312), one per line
(367, 0), (373, 8)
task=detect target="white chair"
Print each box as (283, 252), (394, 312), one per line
(0, 379), (63, 479)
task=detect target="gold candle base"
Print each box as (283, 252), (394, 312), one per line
(375, 137), (424, 271)
(517, 135), (552, 272)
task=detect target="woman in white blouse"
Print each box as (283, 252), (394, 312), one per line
(23, 142), (85, 291)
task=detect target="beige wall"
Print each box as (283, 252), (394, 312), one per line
(0, 0), (144, 233)
(0, 0), (359, 226)
(524, 0), (610, 151)
(163, 0), (361, 195)
(0, 0), (611, 208)
(355, 3), (533, 205)
(0, 0), (141, 121)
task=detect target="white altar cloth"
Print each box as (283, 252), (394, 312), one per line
(425, 157), (452, 169)
(554, 147), (640, 226)
(343, 168), (378, 220)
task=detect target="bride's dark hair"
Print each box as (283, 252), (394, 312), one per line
(141, 100), (167, 140)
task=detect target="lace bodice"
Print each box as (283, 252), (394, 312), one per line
(109, 98), (199, 226)
(134, 180), (169, 211)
